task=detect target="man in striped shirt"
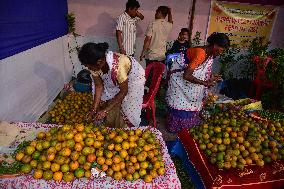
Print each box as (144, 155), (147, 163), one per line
(116, 0), (144, 56)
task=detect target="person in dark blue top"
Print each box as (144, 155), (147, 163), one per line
(167, 28), (190, 55)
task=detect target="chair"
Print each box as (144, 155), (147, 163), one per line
(142, 62), (166, 128)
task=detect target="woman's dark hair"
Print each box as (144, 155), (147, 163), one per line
(126, 0), (140, 11)
(157, 6), (169, 17)
(78, 42), (109, 65)
(207, 32), (230, 48)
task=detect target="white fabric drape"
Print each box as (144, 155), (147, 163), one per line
(0, 35), (73, 122)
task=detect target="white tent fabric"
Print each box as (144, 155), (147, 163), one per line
(0, 35), (73, 122)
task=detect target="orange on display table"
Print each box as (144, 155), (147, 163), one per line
(178, 129), (284, 189)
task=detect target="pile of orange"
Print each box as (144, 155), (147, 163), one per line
(49, 92), (93, 125)
(15, 124), (165, 183)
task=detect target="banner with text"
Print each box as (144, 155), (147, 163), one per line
(207, 1), (278, 47)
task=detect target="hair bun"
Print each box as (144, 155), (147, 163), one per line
(96, 42), (109, 51)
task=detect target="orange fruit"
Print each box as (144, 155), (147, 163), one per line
(21, 164), (32, 174)
(143, 145), (151, 152)
(147, 151), (155, 159)
(51, 163), (60, 172)
(112, 164), (121, 172)
(129, 141), (136, 148)
(53, 171), (63, 181)
(85, 137), (94, 146)
(71, 151), (80, 161)
(107, 143), (115, 150)
(60, 164), (70, 173)
(140, 161), (149, 169)
(16, 151), (25, 161)
(30, 160), (38, 168)
(33, 169), (43, 179)
(55, 156), (65, 165)
(63, 172), (75, 182)
(43, 170), (53, 180)
(47, 153), (56, 161)
(37, 132), (46, 139)
(125, 173), (133, 181)
(126, 165), (135, 174)
(97, 157), (106, 165)
(122, 141), (130, 150)
(87, 153), (96, 163)
(130, 156), (137, 163)
(153, 161), (161, 169)
(105, 150), (114, 159)
(119, 149), (128, 159)
(74, 168), (85, 178)
(157, 167), (165, 175)
(137, 154), (146, 162)
(75, 124), (84, 132)
(113, 155), (121, 164)
(107, 168), (114, 177)
(105, 158), (113, 166)
(74, 143), (83, 151)
(97, 135), (104, 141)
(113, 171), (123, 180)
(101, 164), (108, 172)
(74, 133), (83, 142)
(121, 169), (127, 177)
(47, 147), (57, 154)
(69, 161), (79, 171)
(83, 162), (92, 170)
(78, 155), (86, 165)
(115, 144), (122, 151)
(93, 141), (102, 148)
(85, 170), (91, 178)
(119, 162), (126, 170)
(134, 162), (140, 170)
(150, 170), (158, 179)
(144, 175), (153, 183)
(139, 169), (147, 177)
(55, 143), (62, 151)
(62, 148), (71, 156)
(43, 161), (51, 170)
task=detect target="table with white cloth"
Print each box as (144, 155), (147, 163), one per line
(0, 122), (181, 189)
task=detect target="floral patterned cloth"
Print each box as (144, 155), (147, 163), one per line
(0, 122), (181, 189)
(166, 108), (202, 133)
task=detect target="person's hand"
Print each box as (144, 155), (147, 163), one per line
(212, 74), (222, 82)
(204, 80), (216, 88)
(140, 53), (145, 61)
(119, 48), (126, 55)
(86, 109), (96, 121)
(94, 110), (108, 120)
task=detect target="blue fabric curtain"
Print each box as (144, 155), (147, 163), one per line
(0, 0), (68, 60)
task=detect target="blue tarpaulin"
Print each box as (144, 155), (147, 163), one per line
(0, 0), (68, 60)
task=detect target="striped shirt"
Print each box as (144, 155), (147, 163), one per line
(116, 12), (140, 56)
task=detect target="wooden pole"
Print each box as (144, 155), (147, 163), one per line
(189, 0), (197, 46)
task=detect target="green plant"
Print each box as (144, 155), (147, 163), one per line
(66, 12), (81, 76)
(262, 48), (284, 110)
(238, 37), (270, 79)
(67, 13), (76, 34)
(191, 31), (201, 47)
(218, 45), (241, 79)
